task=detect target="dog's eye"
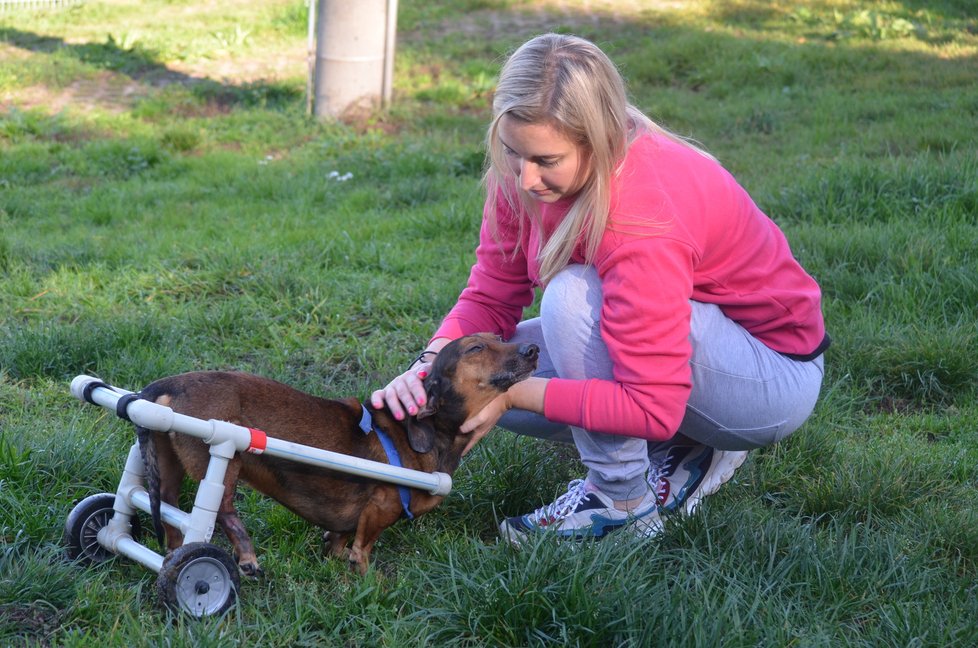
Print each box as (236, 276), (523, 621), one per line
(464, 344), (484, 354)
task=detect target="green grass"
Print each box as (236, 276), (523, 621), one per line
(2, 0), (978, 645)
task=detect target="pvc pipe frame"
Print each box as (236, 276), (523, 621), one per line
(70, 375), (452, 496)
(70, 374), (453, 571)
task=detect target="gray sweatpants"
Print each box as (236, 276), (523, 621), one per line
(498, 264), (825, 501)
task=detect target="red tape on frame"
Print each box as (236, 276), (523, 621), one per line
(247, 428), (267, 454)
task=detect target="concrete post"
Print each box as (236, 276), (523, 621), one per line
(313, 0), (397, 119)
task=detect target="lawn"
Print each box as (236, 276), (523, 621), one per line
(2, 0), (977, 645)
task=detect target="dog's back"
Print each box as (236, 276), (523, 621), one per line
(137, 371), (381, 531)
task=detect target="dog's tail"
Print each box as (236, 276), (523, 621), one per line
(135, 426), (165, 546)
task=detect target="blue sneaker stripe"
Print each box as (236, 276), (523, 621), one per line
(661, 447), (714, 511)
(574, 493), (609, 512)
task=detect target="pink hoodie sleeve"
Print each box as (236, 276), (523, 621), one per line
(543, 234), (696, 441)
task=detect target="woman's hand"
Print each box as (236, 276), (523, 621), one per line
(459, 392), (513, 455)
(370, 338), (451, 421)
(370, 362), (432, 421)
(459, 377), (549, 456)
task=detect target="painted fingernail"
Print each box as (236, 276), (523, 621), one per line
(395, 412), (404, 421)
(408, 406), (417, 415)
(417, 370), (428, 379)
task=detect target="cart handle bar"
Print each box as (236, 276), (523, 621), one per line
(70, 375), (452, 497)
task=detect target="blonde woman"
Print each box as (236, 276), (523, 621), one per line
(372, 33), (828, 544)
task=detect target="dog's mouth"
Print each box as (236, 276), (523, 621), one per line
(488, 360), (537, 391)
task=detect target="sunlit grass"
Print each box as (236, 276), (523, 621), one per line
(2, 0), (977, 645)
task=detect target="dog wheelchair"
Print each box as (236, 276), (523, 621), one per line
(63, 375), (453, 618)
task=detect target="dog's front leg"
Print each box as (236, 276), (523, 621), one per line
(348, 498), (402, 576)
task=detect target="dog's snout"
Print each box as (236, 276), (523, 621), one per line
(519, 343), (539, 361)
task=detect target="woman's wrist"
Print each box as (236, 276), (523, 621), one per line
(407, 337), (453, 370)
(407, 349), (438, 370)
(506, 376), (549, 415)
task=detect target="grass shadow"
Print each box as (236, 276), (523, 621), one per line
(0, 25), (302, 112)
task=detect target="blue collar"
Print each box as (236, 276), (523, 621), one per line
(359, 405), (414, 520)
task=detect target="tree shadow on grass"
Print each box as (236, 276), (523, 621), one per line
(0, 25), (302, 112)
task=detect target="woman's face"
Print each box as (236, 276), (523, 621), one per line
(498, 114), (588, 203)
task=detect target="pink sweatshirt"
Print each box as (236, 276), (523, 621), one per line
(433, 132), (827, 441)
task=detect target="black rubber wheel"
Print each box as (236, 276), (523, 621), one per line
(156, 542), (240, 618)
(63, 493), (141, 564)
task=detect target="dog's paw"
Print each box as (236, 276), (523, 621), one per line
(238, 561), (264, 579)
(322, 530), (350, 559)
(347, 557), (369, 577)
(233, 553), (264, 579)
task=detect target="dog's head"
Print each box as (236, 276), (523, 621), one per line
(405, 333), (538, 453)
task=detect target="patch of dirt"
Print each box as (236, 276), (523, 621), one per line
(21, 71), (150, 114)
(180, 51), (310, 86)
(409, 0), (683, 41)
(5, 51), (311, 114)
(0, 603), (62, 647)
(3, 0), (681, 115)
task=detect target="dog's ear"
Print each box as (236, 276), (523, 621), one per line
(406, 376), (441, 453)
(416, 376), (441, 420)
(406, 418), (435, 453)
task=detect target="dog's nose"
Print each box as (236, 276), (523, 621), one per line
(519, 343), (539, 360)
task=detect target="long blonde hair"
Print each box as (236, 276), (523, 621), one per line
(485, 33), (714, 284)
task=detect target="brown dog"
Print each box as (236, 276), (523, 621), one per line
(135, 333), (538, 575)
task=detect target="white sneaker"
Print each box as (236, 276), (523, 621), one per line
(499, 479), (662, 547)
(649, 441), (748, 515)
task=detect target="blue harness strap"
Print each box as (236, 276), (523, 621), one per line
(359, 405), (414, 520)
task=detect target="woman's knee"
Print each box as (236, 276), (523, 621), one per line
(681, 356), (824, 450)
(539, 265), (611, 379)
(540, 264), (601, 323)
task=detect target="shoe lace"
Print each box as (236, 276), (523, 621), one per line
(653, 477), (669, 503)
(648, 454), (674, 503)
(527, 479), (588, 526)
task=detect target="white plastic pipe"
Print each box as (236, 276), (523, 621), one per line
(71, 376), (452, 496)
(130, 488), (192, 536)
(95, 442), (167, 572)
(98, 527), (165, 573)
